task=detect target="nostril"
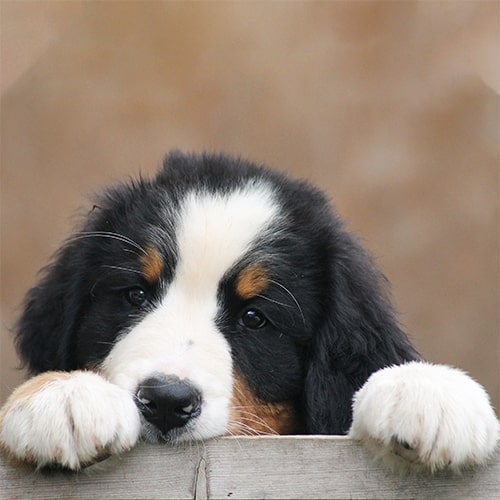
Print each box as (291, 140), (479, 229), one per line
(174, 400), (201, 419)
(136, 389), (150, 405)
(136, 390), (157, 414)
(136, 375), (202, 435)
(180, 404), (193, 414)
(178, 403), (194, 415)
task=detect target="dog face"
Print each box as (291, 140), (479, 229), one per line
(15, 152), (418, 442)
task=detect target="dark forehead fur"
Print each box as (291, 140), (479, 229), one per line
(94, 151), (334, 229)
(84, 151), (340, 279)
(95, 150), (339, 281)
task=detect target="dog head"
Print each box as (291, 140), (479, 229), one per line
(15, 152), (418, 442)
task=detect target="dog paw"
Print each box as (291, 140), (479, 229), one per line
(0, 371), (141, 470)
(349, 362), (499, 472)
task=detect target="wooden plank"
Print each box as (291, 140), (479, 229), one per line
(205, 436), (500, 499)
(0, 442), (202, 500)
(1, 437), (499, 499)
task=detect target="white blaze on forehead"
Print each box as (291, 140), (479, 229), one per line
(100, 182), (279, 440)
(175, 184), (278, 294)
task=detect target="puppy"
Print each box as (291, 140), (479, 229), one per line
(0, 152), (498, 472)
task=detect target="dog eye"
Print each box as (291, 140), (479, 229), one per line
(239, 309), (267, 329)
(126, 287), (149, 307)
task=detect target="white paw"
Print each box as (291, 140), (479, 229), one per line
(0, 371), (141, 470)
(349, 361), (499, 472)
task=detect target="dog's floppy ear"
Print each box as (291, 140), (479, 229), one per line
(15, 241), (86, 374)
(303, 226), (420, 435)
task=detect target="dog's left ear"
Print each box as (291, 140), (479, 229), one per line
(15, 238), (89, 374)
(303, 226), (419, 435)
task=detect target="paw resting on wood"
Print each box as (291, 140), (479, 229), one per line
(0, 371), (141, 470)
(349, 362), (499, 472)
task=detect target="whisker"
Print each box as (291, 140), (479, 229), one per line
(231, 405), (269, 409)
(269, 279), (306, 327)
(223, 430), (246, 452)
(228, 422), (262, 436)
(136, 381), (185, 389)
(255, 294), (293, 309)
(101, 265), (143, 275)
(231, 419), (277, 436)
(90, 274), (108, 297)
(236, 412), (278, 430)
(70, 231), (147, 255)
(236, 427), (262, 437)
(231, 409), (280, 435)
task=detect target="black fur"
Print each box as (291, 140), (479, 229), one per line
(15, 152), (419, 435)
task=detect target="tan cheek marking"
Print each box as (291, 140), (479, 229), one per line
(228, 374), (301, 436)
(140, 247), (164, 283)
(236, 265), (270, 300)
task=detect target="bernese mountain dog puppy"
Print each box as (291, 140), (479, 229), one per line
(0, 152), (498, 472)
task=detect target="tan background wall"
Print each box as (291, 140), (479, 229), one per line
(1, 1), (498, 414)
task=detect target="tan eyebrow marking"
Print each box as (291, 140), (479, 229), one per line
(140, 247), (164, 283)
(236, 264), (270, 300)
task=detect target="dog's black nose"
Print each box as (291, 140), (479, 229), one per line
(136, 375), (202, 435)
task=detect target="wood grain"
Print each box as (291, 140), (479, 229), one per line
(1, 437), (498, 499)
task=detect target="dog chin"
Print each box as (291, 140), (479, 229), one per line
(139, 417), (226, 445)
(140, 420), (188, 444)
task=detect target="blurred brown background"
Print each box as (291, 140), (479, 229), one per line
(1, 1), (499, 414)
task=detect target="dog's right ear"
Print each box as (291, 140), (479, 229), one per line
(303, 222), (420, 435)
(15, 241), (86, 374)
